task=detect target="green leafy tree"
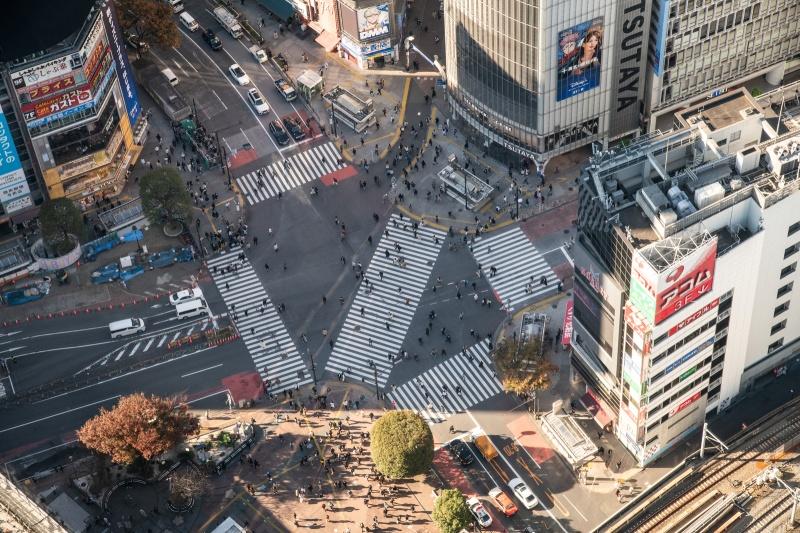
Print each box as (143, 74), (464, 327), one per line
(140, 167), (191, 231)
(77, 393), (199, 464)
(370, 410), (433, 478)
(38, 198), (85, 256)
(114, 0), (180, 49)
(432, 489), (473, 533)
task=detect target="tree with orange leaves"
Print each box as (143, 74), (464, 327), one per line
(77, 393), (199, 464)
(114, 0), (180, 49)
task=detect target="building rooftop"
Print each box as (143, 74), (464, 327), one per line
(0, 0), (95, 62)
(581, 87), (800, 267)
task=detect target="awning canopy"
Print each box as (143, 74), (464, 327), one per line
(581, 391), (613, 429)
(297, 69), (323, 90)
(258, 0), (294, 21)
(314, 30), (339, 52)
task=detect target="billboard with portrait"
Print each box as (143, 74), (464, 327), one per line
(556, 17), (603, 102)
(357, 4), (390, 40)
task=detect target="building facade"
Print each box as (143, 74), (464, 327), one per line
(0, 0), (145, 225)
(645, 0), (800, 131)
(571, 87), (800, 465)
(336, 0), (405, 69)
(443, 0), (653, 170)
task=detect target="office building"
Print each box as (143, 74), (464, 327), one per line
(646, 0), (800, 130)
(0, 0), (146, 227)
(443, 0), (653, 170)
(570, 86), (800, 465)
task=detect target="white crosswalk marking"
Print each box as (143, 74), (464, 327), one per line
(143, 338), (155, 352)
(207, 248), (312, 391)
(387, 340), (503, 425)
(237, 142), (347, 205)
(472, 227), (557, 311)
(325, 214), (446, 387)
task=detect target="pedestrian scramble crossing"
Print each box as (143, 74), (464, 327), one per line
(472, 227), (557, 311)
(325, 214), (446, 387)
(207, 248), (312, 391)
(387, 340), (503, 425)
(237, 142), (347, 205)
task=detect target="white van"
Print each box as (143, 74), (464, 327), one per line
(109, 318), (146, 339)
(161, 68), (179, 86)
(175, 298), (208, 319)
(179, 12), (199, 32)
(166, 0), (184, 13)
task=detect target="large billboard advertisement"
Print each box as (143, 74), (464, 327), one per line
(556, 18), (603, 102)
(655, 239), (717, 324)
(357, 4), (390, 40)
(10, 55), (74, 91)
(609, 0), (651, 136)
(0, 108), (32, 215)
(21, 87), (93, 122)
(101, 1), (141, 125)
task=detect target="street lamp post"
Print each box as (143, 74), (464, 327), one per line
(307, 349), (318, 389)
(404, 36), (415, 72)
(514, 185), (520, 219)
(194, 218), (204, 260)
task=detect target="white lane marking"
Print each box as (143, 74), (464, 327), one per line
(3, 439), (79, 466)
(172, 47), (199, 72)
(0, 395), (122, 434)
(240, 128), (253, 147)
(181, 363), (223, 378)
(186, 389), (228, 404)
(157, 335), (168, 348)
(467, 411), (569, 533)
(172, 58), (189, 78)
(212, 90), (229, 110)
(560, 246), (574, 267)
(143, 337), (156, 352)
(171, 331), (182, 341)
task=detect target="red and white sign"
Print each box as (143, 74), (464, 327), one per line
(21, 87), (92, 122)
(668, 297), (719, 336)
(670, 391), (701, 416)
(21, 75), (78, 103)
(11, 55), (73, 89)
(655, 238), (717, 325)
(562, 300), (573, 346)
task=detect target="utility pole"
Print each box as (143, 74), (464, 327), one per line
(195, 218), (205, 260)
(308, 349), (318, 389)
(514, 185), (520, 219)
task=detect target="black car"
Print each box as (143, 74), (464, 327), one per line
(282, 117), (306, 141)
(202, 29), (222, 51)
(269, 120), (290, 146)
(446, 439), (474, 466)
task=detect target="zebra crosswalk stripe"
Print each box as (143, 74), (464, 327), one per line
(325, 214), (446, 387)
(237, 142), (348, 205)
(207, 248), (312, 391)
(387, 340), (503, 425)
(472, 227), (557, 311)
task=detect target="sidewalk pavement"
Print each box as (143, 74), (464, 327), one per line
(194, 381), (436, 532)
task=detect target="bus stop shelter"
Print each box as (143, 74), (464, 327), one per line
(296, 70), (323, 99)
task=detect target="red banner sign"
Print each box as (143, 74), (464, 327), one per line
(23, 75), (77, 102)
(655, 240), (717, 324)
(21, 86), (92, 122)
(670, 391), (701, 416)
(562, 300), (573, 346)
(668, 298), (719, 336)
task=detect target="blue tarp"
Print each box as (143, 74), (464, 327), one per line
(121, 229), (143, 243)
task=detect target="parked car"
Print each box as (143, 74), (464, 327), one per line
(446, 439), (474, 466)
(508, 477), (538, 510)
(170, 287), (204, 306)
(229, 63), (250, 85)
(147, 248), (178, 269)
(268, 120), (290, 146)
(282, 117), (306, 141)
(247, 88), (270, 115)
(488, 487), (518, 517)
(91, 263), (120, 284)
(466, 497), (492, 528)
(249, 45), (268, 63)
(274, 78), (296, 101)
(202, 29), (222, 50)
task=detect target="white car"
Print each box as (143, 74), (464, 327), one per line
(229, 63), (250, 85)
(247, 88), (270, 115)
(466, 496), (492, 528)
(508, 477), (538, 510)
(169, 287), (203, 306)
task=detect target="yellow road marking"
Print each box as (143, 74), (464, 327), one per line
(545, 488), (570, 517)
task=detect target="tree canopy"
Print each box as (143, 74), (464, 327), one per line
(370, 410), (433, 478)
(38, 198), (84, 256)
(139, 167), (191, 230)
(77, 393), (199, 464)
(493, 338), (557, 395)
(114, 0), (180, 49)
(432, 488), (473, 533)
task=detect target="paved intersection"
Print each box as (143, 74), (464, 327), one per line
(325, 214), (446, 387)
(207, 248), (312, 392)
(387, 340), (503, 425)
(471, 226), (558, 311)
(237, 142), (349, 204)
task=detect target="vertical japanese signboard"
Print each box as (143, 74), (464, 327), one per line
(100, 1), (141, 125)
(0, 108), (32, 214)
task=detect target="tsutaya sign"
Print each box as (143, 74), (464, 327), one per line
(609, 0), (651, 137)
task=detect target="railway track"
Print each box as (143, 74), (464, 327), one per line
(606, 397), (800, 533)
